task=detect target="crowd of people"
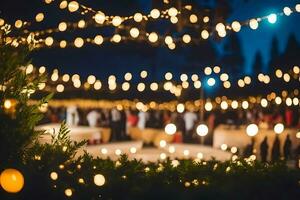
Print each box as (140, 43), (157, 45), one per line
(40, 104), (300, 145)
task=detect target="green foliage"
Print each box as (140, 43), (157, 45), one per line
(13, 156), (300, 200)
(0, 30), (50, 165)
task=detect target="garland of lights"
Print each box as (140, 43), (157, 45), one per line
(1, 2), (300, 50)
(31, 64), (299, 94)
(28, 89), (299, 113)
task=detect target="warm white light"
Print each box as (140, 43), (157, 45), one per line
(148, 32), (158, 43)
(183, 149), (190, 156)
(4, 100), (12, 109)
(231, 21), (241, 32)
(204, 67), (212, 75)
(275, 69), (283, 78)
(78, 20), (85, 28)
(205, 102), (213, 111)
(140, 70), (148, 78)
(189, 14), (198, 23)
(165, 36), (173, 45)
(87, 75), (96, 84)
(137, 83), (145, 92)
(115, 149), (122, 155)
(201, 30), (209, 39)
(274, 123), (284, 134)
(94, 35), (104, 45)
(51, 73), (59, 82)
(242, 101), (249, 109)
(45, 37), (54, 46)
(65, 189), (72, 197)
(94, 174), (105, 186)
(170, 16), (178, 24)
(283, 7), (292, 16)
(150, 82), (158, 91)
(50, 172), (58, 180)
(286, 97), (292, 106)
(221, 144), (228, 151)
(56, 84), (64, 93)
(39, 66), (46, 74)
(168, 7), (178, 17)
(293, 65), (300, 74)
(231, 147), (238, 154)
(94, 80), (102, 90)
(196, 124), (208, 136)
(165, 123), (177, 135)
(182, 34), (191, 43)
(150, 9), (160, 19)
(95, 12), (106, 24)
(197, 152), (203, 159)
(216, 23), (225, 32)
(223, 81), (231, 89)
(165, 72), (173, 80)
(213, 66), (221, 74)
(60, 40), (67, 48)
(112, 34), (122, 43)
(246, 124), (258, 137)
(133, 13), (143, 22)
(159, 140), (167, 148)
(160, 153), (167, 160)
(296, 131), (300, 139)
(25, 64), (34, 74)
(130, 147), (137, 154)
(220, 101), (228, 110)
(231, 100), (238, 109)
(35, 13), (44, 22)
(283, 73), (290, 82)
(249, 19), (259, 29)
(112, 16), (122, 26)
(296, 4), (300, 12)
(220, 73), (229, 81)
(275, 96), (282, 105)
(101, 148), (108, 154)
(293, 97), (299, 106)
(122, 82), (130, 91)
(194, 81), (201, 89)
(168, 146), (176, 153)
(124, 72), (132, 81)
(238, 79), (245, 88)
(130, 27), (140, 38)
(180, 74), (188, 82)
(74, 37), (84, 48)
(260, 98), (268, 107)
(68, 1), (79, 12)
(177, 103), (185, 113)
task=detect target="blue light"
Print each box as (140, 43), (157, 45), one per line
(267, 13), (277, 24)
(207, 78), (215, 86)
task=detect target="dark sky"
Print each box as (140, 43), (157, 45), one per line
(1, 0), (300, 80)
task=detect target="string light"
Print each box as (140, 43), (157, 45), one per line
(165, 123), (176, 135)
(196, 124), (209, 136)
(246, 124), (258, 137)
(267, 14), (277, 24)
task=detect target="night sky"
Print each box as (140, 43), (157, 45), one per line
(1, 0), (300, 80)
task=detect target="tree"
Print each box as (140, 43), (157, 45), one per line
(268, 36), (280, 72)
(220, 33), (244, 76)
(282, 33), (300, 66)
(0, 28), (51, 165)
(252, 51), (263, 75)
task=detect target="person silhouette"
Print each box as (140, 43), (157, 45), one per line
(243, 138), (255, 158)
(283, 134), (292, 160)
(271, 135), (281, 162)
(260, 136), (268, 162)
